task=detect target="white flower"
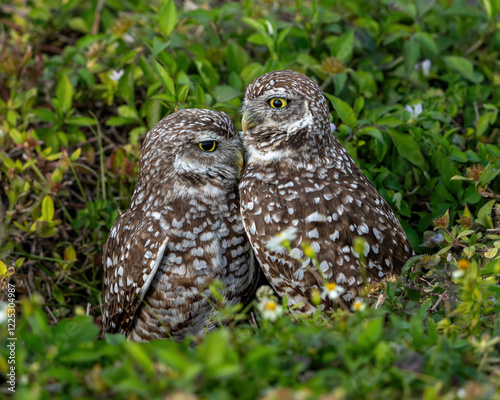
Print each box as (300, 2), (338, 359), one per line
(330, 123), (336, 132)
(322, 282), (345, 301)
(405, 103), (423, 120)
(351, 298), (366, 312)
(265, 21), (274, 36)
(452, 269), (465, 279)
(124, 33), (134, 45)
(110, 69), (124, 82)
(256, 285), (275, 301)
(0, 302), (7, 325)
(446, 253), (456, 263)
(258, 299), (283, 321)
(421, 59), (431, 76)
(266, 227), (297, 251)
(456, 388), (466, 399)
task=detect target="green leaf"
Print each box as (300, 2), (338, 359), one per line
(476, 113), (490, 137)
(404, 37), (420, 74)
(214, 85), (241, 103)
(331, 30), (354, 62)
(480, 162), (500, 186)
(388, 131), (426, 170)
(450, 149), (467, 163)
(457, 230), (475, 238)
(64, 245), (77, 262)
(150, 93), (176, 104)
(376, 116), (403, 127)
(332, 72), (347, 95)
(118, 67), (136, 105)
(70, 148), (81, 161)
(158, 0), (177, 38)
(0, 260), (7, 276)
(353, 97), (365, 116)
(118, 105), (139, 120)
(358, 317), (383, 349)
(477, 200), (496, 229)
(243, 18), (275, 54)
(152, 59), (176, 96)
(414, 32), (438, 56)
(41, 196), (54, 222)
(106, 116), (136, 126)
(56, 74), (73, 114)
(124, 341), (155, 377)
(481, 259), (500, 276)
(324, 93), (357, 128)
(32, 108), (56, 122)
(67, 116), (97, 126)
(194, 59), (219, 90)
(52, 316), (99, 352)
(485, 247), (498, 258)
(443, 56), (483, 83)
(227, 43), (249, 73)
(358, 126), (385, 145)
(463, 246), (475, 258)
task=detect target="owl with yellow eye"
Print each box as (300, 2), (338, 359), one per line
(102, 108), (257, 341)
(239, 70), (414, 312)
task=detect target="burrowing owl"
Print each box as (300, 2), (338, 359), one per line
(102, 109), (257, 341)
(239, 70), (413, 312)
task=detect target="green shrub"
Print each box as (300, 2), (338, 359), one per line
(0, 0), (499, 398)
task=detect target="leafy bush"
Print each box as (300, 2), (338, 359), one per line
(0, 0), (499, 398)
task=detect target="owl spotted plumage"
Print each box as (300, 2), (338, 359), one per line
(239, 70), (414, 312)
(102, 109), (257, 341)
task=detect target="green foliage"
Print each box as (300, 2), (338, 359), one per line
(0, 0), (499, 398)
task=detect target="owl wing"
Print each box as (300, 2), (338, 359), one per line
(301, 166), (413, 294)
(102, 212), (169, 335)
(240, 172), (336, 312)
(240, 161), (413, 310)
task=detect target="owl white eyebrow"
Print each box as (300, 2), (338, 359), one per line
(194, 131), (220, 142)
(264, 89), (290, 100)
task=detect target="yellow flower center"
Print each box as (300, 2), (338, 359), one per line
(458, 259), (471, 270)
(325, 283), (337, 291)
(265, 301), (277, 311)
(353, 301), (363, 311)
(303, 244), (316, 258)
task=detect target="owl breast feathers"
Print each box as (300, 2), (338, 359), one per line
(239, 70), (414, 312)
(102, 109), (257, 341)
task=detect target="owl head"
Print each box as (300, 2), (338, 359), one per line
(241, 70), (331, 160)
(133, 109), (243, 205)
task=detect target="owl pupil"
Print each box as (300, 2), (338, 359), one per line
(199, 141), (217, 152)
(273, 99), (283, 108)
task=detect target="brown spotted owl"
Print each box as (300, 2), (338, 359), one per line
(239, 70), (414, 312)
(102, 109), (257, 341)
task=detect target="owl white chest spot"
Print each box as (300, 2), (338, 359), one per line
(306, 228), (319, 239)
(200, 231), (214, 241)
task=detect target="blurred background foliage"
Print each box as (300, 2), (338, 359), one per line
(0, 0), (499, 398)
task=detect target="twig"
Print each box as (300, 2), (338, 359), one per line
(473, 102), (480, 127)
(429, 293), (447, 313)
(44, 306), (58, 324)
(463, 38), (484, 57)
(375, 293), (385, 309)
(91, 0), (105, 35)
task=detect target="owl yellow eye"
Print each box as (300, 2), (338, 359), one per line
(198, 141), (217, 152)
(268, 98), (288, 109)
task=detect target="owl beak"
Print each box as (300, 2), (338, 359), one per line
(241, 110), (259, 134)
(236, 150), (244, 172)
